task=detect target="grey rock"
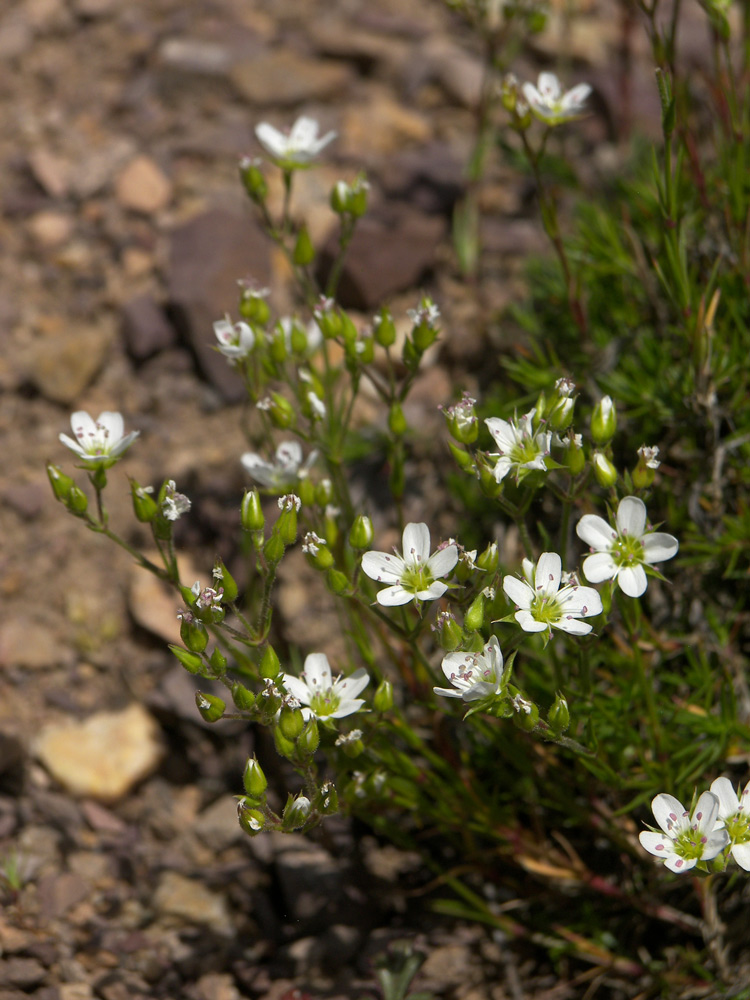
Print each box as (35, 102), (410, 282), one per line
(231, 49), (353, 106)
(379, 142), (464, 216)
(121, 295), (176, 361)
(0, 958), (47, 989)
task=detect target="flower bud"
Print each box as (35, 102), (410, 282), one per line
(592, 451), (618, 488)
(297, 475), (315, 507)
(169, 644), (204, 675)
(511, 694), (539, 732)
(315, 781), (339, 814)
(237, 798), (266, 835)
(476, 542), (499, 574)
(279, 704), (305, 739)
(239, 157), (267, 203)
(262, 392), (296, 430)
(302, 531), (334, 570)
(315, 303), (342, 340)
(130, 481), (158, 522)
(282, 794), (312, 830)
(209, 647), (227, 676)
(336, 730), (364, 758)
(65, 485), (89, 516)
(590, 395), (617, 445)
(325, 568), (350, 595)
(212, 559), (238, 603)
(293, 224), (315, 266)
(409, 299), (440, 351)
(238, 286), (270, 325)
(241, 490), (264, 531)
(548, 392), (575, 432)
(195, 691), (225, 723)
(260, 645), (281, 680)
(257, 680), (282, 719)
(443, 394), (478, 444)
(373, 307), (396, 347)
(263, 533), (286, 565)
(373, 679), (394, 713)
(347, 176), (369, 217)
(633, 445), (660, 489)
(435, 611), (463, 650)
(180, 615), (208, 653)
(562, 433), (586, 475)
(289, 319), (308, 354)
(269, 325), (288, 363)
(388, 402), (407, 437)
(47, 464), (75, 502)
(402, 337), (421, 370)
(464, 593), (485, 632)
(349, 515), (374, 550)
(448, 441), (476, 474)
(547, 692), (570, 733)
(276, 494), (300, 544)
(330, 179), (348, 214)
(274, 726), (297, 759)
(298, 719), (320, 755)
(501, 73), (520, 113)
(243, 757), (268, 798)
(232, 681), (256, 711)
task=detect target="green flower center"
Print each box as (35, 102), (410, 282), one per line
(725, 811), (750, 844)
(510, 439), (542, 466)
(529, 593), (561, 625)
(400, 565), (433, 594)
(309, 690), (340, 718)
(611, 534), (645, 568)
(673, 826), (710, 861)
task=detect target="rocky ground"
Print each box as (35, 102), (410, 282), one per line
(0, 0), (719, 997)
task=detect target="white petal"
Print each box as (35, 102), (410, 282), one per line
(642, 532), (679, 563)
(59, 432), (86, 457)
(361, 551), (405, 584)
(664, 855), (696, 873)
(617, 564), (647, 598)
(280, 674), (310, 704)
(503, 575), (533, 610)
(330, 699), (365, 718)
(97, 411), (125, 441)
(336, 668), (370, 700)
(485, 635), (503, 674)
(652, 793), (688, 835)
(538, 72), (561, 100)
(433, 686), (462, 699)
(441, 651), (469, 681)
(581, 551), (617, 583)
(515, 610), (547, 633)
(731, 842), (750, 870)
(416, 581), (448, 601)
(289, 116), (318, 145)
(616, 496), (647, 538)
(535, 552), (561, 597)
(255, 122), (285, 157)
(463, 681), (500, 701)
(710, 777), (739, 820)
(521, 82), (541, 109)
(703, 829), (729, 859)
(109, 430), (139, 457)
(553, 617), (592, 635)
(557, 585), (602, 618)
(402, 523), (430, 565)
(376, 585), (415, 606)
(639, 831), (673, 858)
(303, 652), (332, 689)
(493, 458), (512, 482)
(576, 514), (615, 551)
(692, 791), (720, 834)
(70, 410), (97, 438)
(561, 83), (591, 109)
(427, 544), (458, 579)
(276, 440), (302, 467)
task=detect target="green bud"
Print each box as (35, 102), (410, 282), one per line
(330, 179), (349, 214)
(315, 305), (342, 340)
(212, 559), (238, 603)
(476, 542), (499, 574)
(349, 515), (374, 550)
(169, 644), (205, 675)
(195, 691), (225, 723)
(209, 647), (227, 675)
(339, 311), (358, 346)
(478, 461), (503, 498)
(47, 464), (75, 502)
(592, 451), (618, 488)
(90, 465), (108, 491)
(65, 485), (89, 515)
(263, 532), (286, 565)
(241, 490), (264, 531)
(298, 719), (320, 755)
(388, 402), (407, 437)
(274, 726), (297, 759)
(297, 475), (315, 506)
(547, 692), (570, 733)
(633, 445), (660, 489)
(402, 337), (421, 370)
(303, 533), (334, 570)
(436, 612), (463, 650)
(282, 794), (312, 830)
(279, 705), (305, 739)
(270, 325), (288, 363)
(511, 698), (539, 732)
(315, 478), (334, 506)
(276, 496), (299, 544)
(448, 441), (476, 474)
(264, 392), (296, 430)
(130, 481), (158, 522)
(590, 395), (617, 446)
(337, 731), (364, 758)
(347, 175), (369, 217)
(289, 319), (308, 354)
(548, 394), (575, 432)
(411, 301), (440, 351)
(260, 645), (281, 680)
(239, 157), (268, 203)
(238, 289), (270, 325)
(373, 679), (394, 713)
(562, 434), (586, 475)
(243, 758), (268, 797)
(293, 224), (315, 266)
(231, 681), (256, 711)
(257, 682), (282, 720)
(315, 781), (339, 814)
(180, 615), (208, 653)
(373, 307), (396, 348)
(444, 395), (478, 444)
(325, 568), (350, 595)
(464, 593), (485, 631)
(237, 799), (266, 835)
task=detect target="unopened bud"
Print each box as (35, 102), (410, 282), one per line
(260, 645), (281, 680)
(263, 533), (286, 565)
(592, 451), (618, 488)
(65, 485), (89, 515)
(232, 681), (256, 711)
(274, 726), (297, 758)
(373, 307), (396, 348)
(373, 679), (394, 713)
(209, 648), (227, 676)
(349, 515), (374, 550)
(283, 794), (312, 830)
(315, 478), (334, 506)
(590, 395), (617, 445)
(195, 691), (225, 723)
(547, 692), (570, 733)
(279, 704), (305, 739)
(169, 644), (204, 675)
(180, 615), (208, 653)
(241, 490), (264, 531)
(239, 157), (267, 203)
(130, 481), (158, 522)
(260, 392), (296, 430)
(633, 445), (660, 489)
(476, 541), (499, 574)
(243, 758), (268, 798)
(238, 286), (270, 325)
(293, 224), (315, 266)
(388, 402), (407, 437)
(315, 781), (339, 814)
(435, 611), (463, 650)
(213, 559), (238, 603)
(448, 441), (476, 474)
(464, 593), (485, 631)
(325, 568), (350, 595)
(548, 392), (576, 433)
(47, 464), (75, 502)
(237, 799), (266, 835)
(330, 179), (349, 214)
(298, 719), (320, 755)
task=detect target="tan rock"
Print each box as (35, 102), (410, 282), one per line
(341, 92), (431, 156)
(231, 50), (352, 106)
(35, 704), (163, 802)
(27, 210), (73, 248)
(128, 553), (204, 645)
(22, 316), (114, 405)
(115, 155), (172, 214)
(153, 871), (231, 933)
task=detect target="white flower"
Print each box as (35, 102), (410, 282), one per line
(361, 522), (458, 607)
(213, 315), (255, 362)
(638, 445), (661, 469)
(521, 72), (591, 125)
(710, 777), (750, 870)
(639, 792), (728, 873)
(407, 299), (440, 325)
(60, 411), (139, 465)
(241, 441), (316, 490)
(576, 496), (679, 598)
(279, 653), (369, 720)
(161, 480), (191, 521)
(485, 409), (552, 483)
(255, 116), (336, 167)
(435, 636), (505, 702)
(503, 552), (602, 636)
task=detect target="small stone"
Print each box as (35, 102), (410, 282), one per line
(194, 972), (242, 1000)
(0, 957), (46, 989)
(127, 555), (202, 645)
(340, 91), (431, 157)
(72, 137), (137, 199)
(3, 482), (45, 520)
(153, 871), (231, 934)
(37, 872), (90, 920)
(71, 0), (118, 16)
(59, 986), (95, 1000)
(27, 210), (73, 248)
(420, 944), (475, 986)
(0, 615), (73, 671)
(27, 149), (71, 197)
(121, 295), (176, 360)
(231, 50), (352, 106)
(34, 704), (163, 803)
(158, 37), (232, 77)
(22, 317), (114, 405)
(194, 795), (243, 851)
(115, 156), (172, 214)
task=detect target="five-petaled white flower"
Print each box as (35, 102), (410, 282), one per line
(503, 552), (602, 636)
(255, 116), (337, 168)
(521, 72), (592, 125)
(60, 411), (139, 465)
(485, 409), (552, 484)
(710, 777), (750, 870)
(639, 791), (728, 873)
(241, 441), (316, 490)
(279, 653), (369, 720)
(214, 315), (255, 362)
(361, 523), (458, 607)
(576, 496), (679, 598)
(435, 636), (505, 702)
